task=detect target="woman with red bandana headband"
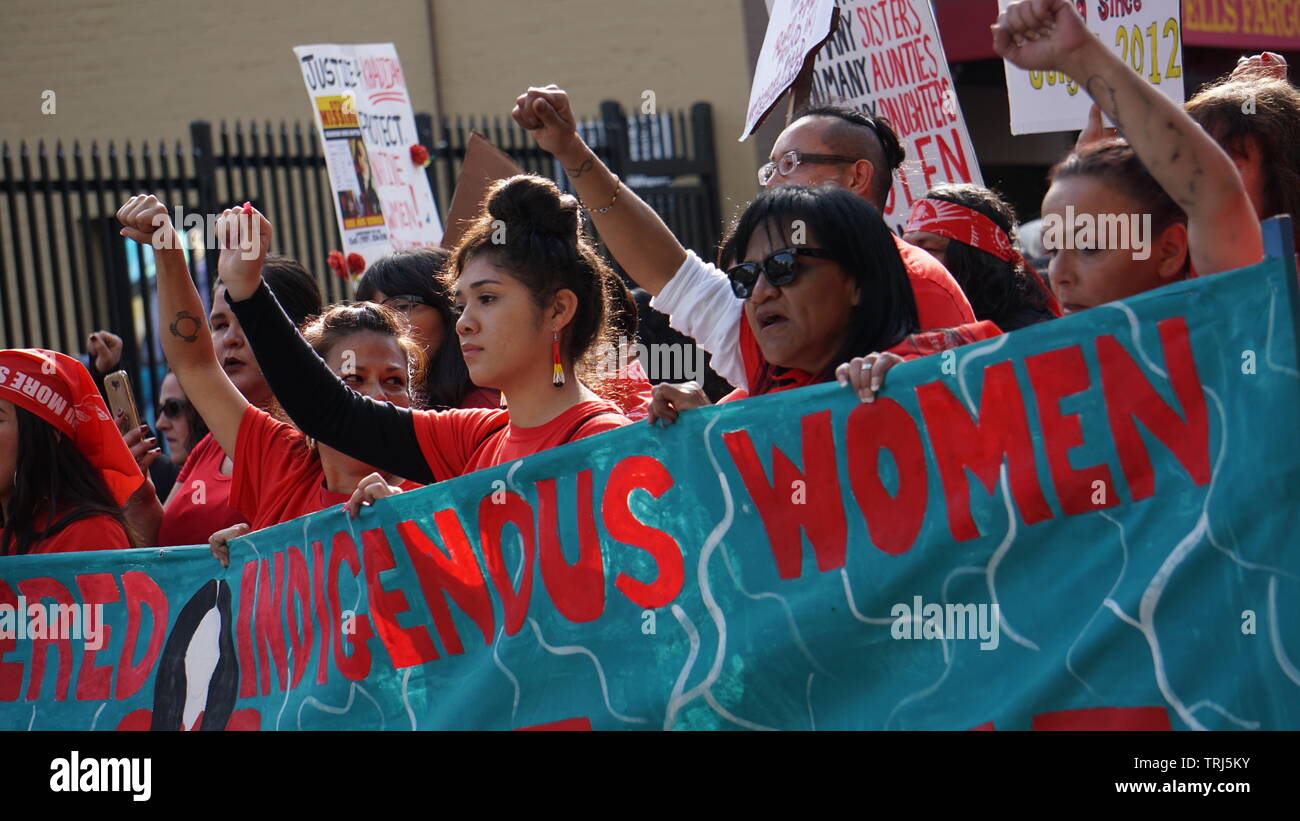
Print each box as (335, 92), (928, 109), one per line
(0, 350), (146, 554)
(904, 184), (1060, 331)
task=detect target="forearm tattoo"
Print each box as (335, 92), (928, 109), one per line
(566, 157), (594, 178)
(169, 311), (201, 343)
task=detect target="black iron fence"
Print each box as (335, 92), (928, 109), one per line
(0, 102), (720, 418)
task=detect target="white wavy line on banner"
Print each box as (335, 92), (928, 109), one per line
(956, 332), (1011, 415)
(1268, 576), (1300, 688)
(987, 465), (1038, 651)
(1065, 511), (1131, 703)
(664, 604), (702, 730)
(884, 625), (953, 730)
(1135, 514), (1210, 730)
(1266, 285), (1300, 378)
(275, 646), (295, 730)
(506, 459), (524, 494)
(665, 414), (735, 727)
(1188, 700), (1260, 729)
(840, 568), (895, 624)
(27, 704), (35, 731)
(89, 703), (105, 731)
(1105, 302), (1164, 377)
(806, 673), (816, 731)
(527, 618), (647, 725)
(1103, 598), (1140, 629)
(401, 668), (417, 731)
(297, 683), (385, 730)
(703, 690), (777, 731)
(717, 543), (827, 674)
(492, 625), (521, 723)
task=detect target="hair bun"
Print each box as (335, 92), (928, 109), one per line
(486, 174), (579, 238)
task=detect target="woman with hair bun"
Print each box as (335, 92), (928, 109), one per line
(904, 183), (1059, 331)
(215, 174), (633, 509)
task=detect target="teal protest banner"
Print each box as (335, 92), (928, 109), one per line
(3, 231), (1299, 731)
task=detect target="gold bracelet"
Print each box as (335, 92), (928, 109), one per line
(580, 178), (620, 214)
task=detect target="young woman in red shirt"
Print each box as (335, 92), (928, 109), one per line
(214, 175), (634, 514)
(0, 350), (148, 555)
(116, 195), (423, 552)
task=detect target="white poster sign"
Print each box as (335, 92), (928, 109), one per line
(743, 0), (840, 140)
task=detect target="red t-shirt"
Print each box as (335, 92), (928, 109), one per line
(736, 319), (1003, 399)
(231, 406), (423, 531)
(156, 433), (247, 547)
(895, 234), (977, 330)
(4, 511), (130, 555)
(412, 400), (629, 482)
(459, 387), (501, 409)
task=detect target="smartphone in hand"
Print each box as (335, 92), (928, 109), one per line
(104, 370), (142, 432)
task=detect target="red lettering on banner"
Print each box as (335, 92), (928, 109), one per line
(236, 560), (258, 698)
(538, 472), (605, 623)
(311, 540), (332, 685)
(601, 455), (684, 609)
(115, 572), (167, 700)
(936, 128), (973, 184)
(515, 716), (593, 730)
(329, 531), (374, 681)
(1032, 705), (1172, 730)
(254, 554), (290, 695)
(1097, 317), (1211, 501)
(478, 494), (536, 636)
(398, 514), (494, 655)
(0, 582), (21, 700)
(361, 527), (437, 668)
(913, 135), (940, 190)
(844, 398), (928, 555)
(1025, 345), (1118, 515)
(19, 577), (74, 701)
(74, 573), (120, 701)
(285, 547), (313, 691)
(723, 409), (847, 580)
(917, 363), (1054, 541)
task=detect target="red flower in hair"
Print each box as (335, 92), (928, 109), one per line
(347, 253), (366, 274)
(327, 250), (347, 279)
(410, 144), (431, 167)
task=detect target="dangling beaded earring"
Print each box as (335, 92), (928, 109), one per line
(552, 331), (565, 388)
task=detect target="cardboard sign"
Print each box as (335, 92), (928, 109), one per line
(293, 43), (442, 265)
(440, 132), (525, 251)
(810, 0), (984, 233)
(743, 0), (840, 140)
(3, 226), (1298, 730)
(1002, 0), (1186, 135)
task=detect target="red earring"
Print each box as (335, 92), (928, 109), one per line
(552, 332), (565, 387)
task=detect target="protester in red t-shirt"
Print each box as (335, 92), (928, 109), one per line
(151, 253), (323, 547)
(118, 196), (419, 559)
(0, 350), (148, 555)
(215, 176), (635, 515)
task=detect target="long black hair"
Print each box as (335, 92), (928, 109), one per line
(718, 184), (919, 380)
(923, 184), (1053, 331)
(355, 248), (469, 408)
(1, 406), (133, 555)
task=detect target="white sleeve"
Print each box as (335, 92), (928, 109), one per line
(648, 250), (746, 390)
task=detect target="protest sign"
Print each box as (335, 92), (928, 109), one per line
(440, 132), (524, 251)
(3, 223), (1298, 730)
(743, 0), (840, 140)
(809, 0), (984, 233)
(1001, 0), (1186, 134)
(293, 43), (442, 266)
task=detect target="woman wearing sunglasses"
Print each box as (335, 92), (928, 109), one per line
(154, 373), (210, 468)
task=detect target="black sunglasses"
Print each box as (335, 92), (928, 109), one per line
(157, 399), (189, 419)
(725, 247), (837, 298)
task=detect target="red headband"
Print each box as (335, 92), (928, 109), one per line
(905, 198), (1018, 262)
(0, 349), (144, 506)
(906, 197), (1062, 318)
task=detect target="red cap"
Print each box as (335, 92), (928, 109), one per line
(0, 349), (144, 506)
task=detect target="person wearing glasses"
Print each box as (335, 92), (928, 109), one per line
(356, 247), (500, 409)
(510, 86), (991, 421)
